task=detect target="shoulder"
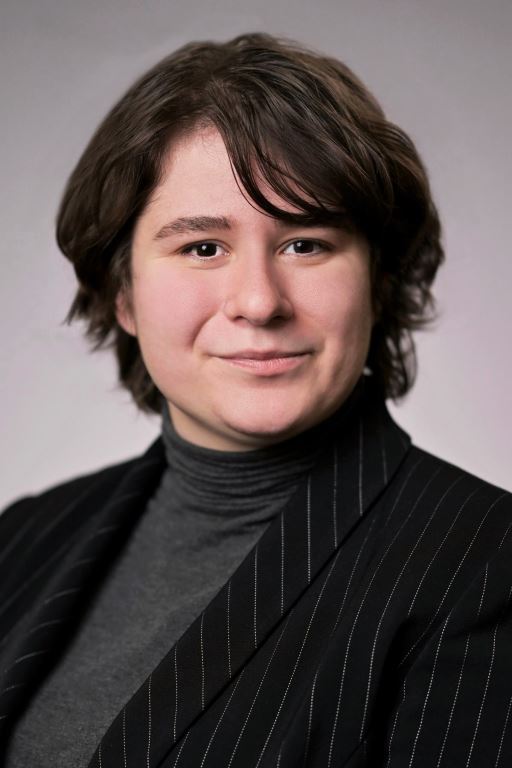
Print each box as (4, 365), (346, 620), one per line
(404, 443), (511, 507)
(382, 442), (512, 588)
(393, 442), (512, 531)
(0, 438), (165, 539)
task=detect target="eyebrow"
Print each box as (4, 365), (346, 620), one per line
(153, 215), (232, 240)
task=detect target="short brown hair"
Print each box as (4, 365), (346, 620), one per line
(57, 32), (444, 413)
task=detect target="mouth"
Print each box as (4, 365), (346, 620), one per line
(218, 351), (310, 376)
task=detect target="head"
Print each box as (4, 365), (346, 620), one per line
(57, 33), (444, 448)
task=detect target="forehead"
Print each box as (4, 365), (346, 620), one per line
(147, 126), (312, 219)
(165, 128), (241, 203)
(135, 124), (359, 245)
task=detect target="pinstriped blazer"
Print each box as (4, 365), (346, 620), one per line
(1, 379), (511, 767)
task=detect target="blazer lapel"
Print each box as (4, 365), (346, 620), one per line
(0, 440), (165, 744)
(92, 376), (411, 768)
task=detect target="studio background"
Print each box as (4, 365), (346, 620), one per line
(1, 0), (510, 510)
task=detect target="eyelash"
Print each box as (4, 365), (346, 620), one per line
(178, 239), (330, 260)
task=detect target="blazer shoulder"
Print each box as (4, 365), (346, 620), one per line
(0, 438), (164, 536)
(407, 443), (511, 500)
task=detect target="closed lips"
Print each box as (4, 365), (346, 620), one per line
(220, 351), (309, 359)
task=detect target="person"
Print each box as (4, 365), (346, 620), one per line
(0, 32), (510, 768)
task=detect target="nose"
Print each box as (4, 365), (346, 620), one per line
(223, 254), (293, 325)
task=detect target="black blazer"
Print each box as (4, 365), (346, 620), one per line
(1, 381), (511, 767)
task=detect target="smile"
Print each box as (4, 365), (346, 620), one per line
(218, 352), (310, 376)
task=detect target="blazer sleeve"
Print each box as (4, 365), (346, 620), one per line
(381, 535), (512, 768)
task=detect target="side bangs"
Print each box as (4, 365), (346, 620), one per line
(206, 75), (393, 241)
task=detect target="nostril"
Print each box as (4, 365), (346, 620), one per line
(223, 287), (293, 325)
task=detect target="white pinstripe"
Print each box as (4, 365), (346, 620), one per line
(172, 729), (190, 768)
(0, 509), (126, 640)
(384, 459), (425, 533)
(280, 515), (285, 616)
(407, 476), (468, 616)
(303, 667), (320, 768)
(98, 742), (102, 768)
(6, 649), (48, 671)
(67, 556), (96, 571)
(147, 673), (152, 768)
(42, 586), (80, 606)
(331, 517), (377, 635)
(26, 617), (65, 637)
(436, 566), (488, 768)
(436, 633), (471, 768)
(227, 618), (290, 768)
(408, 612), (451, 768)
(497, 522), (512, 551)
(466, 586), (512, 767)
(34, 483), (148, 553)
(122, 707), (127, 768)
(256, 549), (342, 768)
(0, 507), (127, 619)
(360, 468), (442, 738)
(4, 422), (510, 765)
(0, 538), (73, 620)
(400, 491), (507, 666)
(93, 524), (122, 537)
(328, 460), (423, 764)
(380, 456), (424, 531)
(28, 485), (104, 549)
(227, 581), (232, 678)
(200, 613), (206, 709)
(386, 681), (407, 768)
(173, 644), (178, 742)
(391, 566), (486, 766)
(494, 694), (512, 767)
(200, 672), (244, 768)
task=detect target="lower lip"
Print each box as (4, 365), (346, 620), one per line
(221, 354), (309, 375)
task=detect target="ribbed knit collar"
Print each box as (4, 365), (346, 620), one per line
(159, 379), (364, 517)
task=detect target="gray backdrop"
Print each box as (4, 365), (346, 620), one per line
(1, 0), (510, 509)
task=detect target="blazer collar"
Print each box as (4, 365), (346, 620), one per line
(0, 443), (165, 744)
(90, 375), (411, 767)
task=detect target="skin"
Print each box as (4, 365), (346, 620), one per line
(116, 127), (374, 451)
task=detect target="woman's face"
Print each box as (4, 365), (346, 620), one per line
(117, 127), (374, 451)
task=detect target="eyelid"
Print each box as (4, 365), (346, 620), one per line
(178, 240), (228, 260)
(281, 238), (331, 254)
(177, 236), (333, 260)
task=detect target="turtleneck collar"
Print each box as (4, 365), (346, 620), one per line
(158, 377), (366, 518)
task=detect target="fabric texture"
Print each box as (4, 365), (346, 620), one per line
(7, 399), (326, 766)
(0, 376), (511, 767)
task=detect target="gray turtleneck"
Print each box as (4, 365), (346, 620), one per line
(8, 408), (328, 767)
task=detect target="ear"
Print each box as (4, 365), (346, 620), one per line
(115, 290), (137, 337)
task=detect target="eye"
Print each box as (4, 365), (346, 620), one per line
(282, 240), (327, 256)
(179, 242), (226, 260)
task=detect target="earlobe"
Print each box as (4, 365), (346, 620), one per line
(115, 291), (137, 337)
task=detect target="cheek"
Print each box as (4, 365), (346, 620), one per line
(299, 267), (373, 344)
(133, 270), (216, 352)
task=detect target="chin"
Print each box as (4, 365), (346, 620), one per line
(219, 403), (317, 445)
